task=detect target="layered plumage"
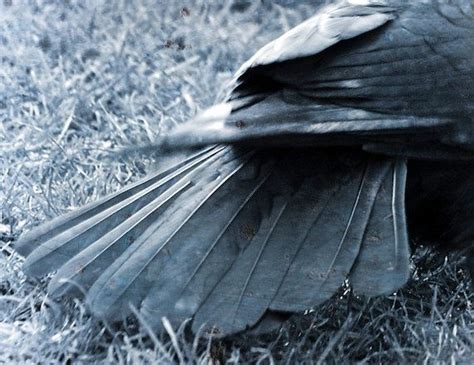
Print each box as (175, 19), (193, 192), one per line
(15, 0), (474, 336)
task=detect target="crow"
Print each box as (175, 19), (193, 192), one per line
(15, 0), (474, 336)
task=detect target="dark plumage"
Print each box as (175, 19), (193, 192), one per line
(15, 0), (473, 336)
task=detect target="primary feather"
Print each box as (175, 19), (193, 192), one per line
(15, 0), (474, 336)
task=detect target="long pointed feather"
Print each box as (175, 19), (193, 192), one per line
(16, 146), (221, 256)
(189, 152), (348, 334)
(271, 156), (391, 311)
(162, 93), (451, 149)
(139, 162), (275, 330)
(350, 159), (410, 296)
(85, 149), (263, 320)
(47, 177), (191, 297)
(191, 197), (289, 335)
(23, 146), (228, 277)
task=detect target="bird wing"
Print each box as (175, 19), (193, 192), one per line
(231, 1), (397, 89)
(162, 1), (474, 152)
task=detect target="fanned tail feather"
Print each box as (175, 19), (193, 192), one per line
(20, 146), (227, 277)
(16, 146), (222, 258)
(17, 147), (411, 336)
(84, 148), (270, 320)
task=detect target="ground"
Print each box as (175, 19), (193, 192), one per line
(0, 0), (472, 363)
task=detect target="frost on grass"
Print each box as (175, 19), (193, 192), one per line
(0, 0), (472, 363)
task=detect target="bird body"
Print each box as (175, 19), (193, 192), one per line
(16, 0), (474, 336)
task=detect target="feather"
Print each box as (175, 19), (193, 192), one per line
(190, 151), (356, 334)
(270, 156), (391, 312)
(16, 146), (222, 257)
(14, 0), (474, 339)
(162, 92), (451, 149)
(84, 148), (270, 320)
(231, 3), (396, 86)
(159, 1), (473, 151)
(363, 143), (474, 161)
(246, 310), (290, 336)
(22, 146), (227, 277)
(191, 195), (290, 335)
(349, 159), (410, 296)
(139, 158), (276, 330)
(47, 176), (191, 297)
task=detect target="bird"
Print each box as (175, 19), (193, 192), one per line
(15, 0), (474, 337)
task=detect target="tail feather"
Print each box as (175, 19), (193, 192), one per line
(47, 176), (191, 297)
(140, 156), (276, 330)
(349, 159), (410, 296)
(16, 146), (222, 258)
(21, 146), (226, 277)
(17, 147), (412, 336)
(269, 157), (391, 312)
(193, 197), (289, 335)
(190, 153), (358, 333)
(85, 148), (265, 320)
